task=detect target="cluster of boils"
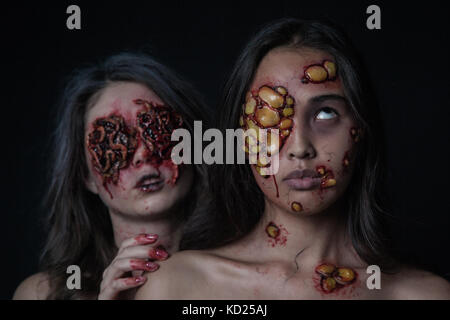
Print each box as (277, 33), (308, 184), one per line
(239, 85), (296, 177)
(301, 60), (337, 84)
(315, 263), (356, 293)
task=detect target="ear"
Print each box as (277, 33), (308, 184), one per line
(85, 173), (99, 194)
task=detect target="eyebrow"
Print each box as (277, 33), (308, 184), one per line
(309, 94), (349, 105)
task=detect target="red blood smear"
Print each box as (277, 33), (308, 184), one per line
(266, 223), (288, 247)
(272, 175), (279, 198)
(103, 181), (114, 200)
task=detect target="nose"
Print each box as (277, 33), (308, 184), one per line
(132, 140), (148, 168)
(284, 123), (316, 160)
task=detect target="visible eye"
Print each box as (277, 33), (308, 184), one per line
(315, 107), (339, 120)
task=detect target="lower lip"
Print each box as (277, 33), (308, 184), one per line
(284, 177), (321, 190)
(136, 180), (164, 193)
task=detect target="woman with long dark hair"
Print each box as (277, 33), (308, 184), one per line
(13, 52), (209, 299)
(136, 18), (450, 299)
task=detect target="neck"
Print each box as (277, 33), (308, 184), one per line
(109, 210), (182, 253)
(231, 198), (365, 269)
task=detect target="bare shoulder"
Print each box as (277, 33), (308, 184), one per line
(13, 272), (50, 300)
(383, 267), (450, 300)
(135, 250), (218, 300)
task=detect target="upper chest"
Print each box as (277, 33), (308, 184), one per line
(205, 262), (384, 300)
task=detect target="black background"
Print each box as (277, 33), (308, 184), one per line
(1, 1), (449, 299)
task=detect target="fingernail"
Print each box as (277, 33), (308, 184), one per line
(135, 233), (158, 244)
(145, 262), (159, 272)
(135, 276), (146, 283)
(145, 234), (158, 240)
(155, 246), (169, 260)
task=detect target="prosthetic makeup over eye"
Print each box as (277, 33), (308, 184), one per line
(240, 85), (296, 197)
(87, 99), (184, 197)
(87, 115), (138, 185)
(135, 98), (184, 184)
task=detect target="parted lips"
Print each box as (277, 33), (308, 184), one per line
(87, 99), (183, 186)
(240, 85), (295, 177)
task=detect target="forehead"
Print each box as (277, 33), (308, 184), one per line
(252, 47), (344, 98)
(85, 82), (163, 125)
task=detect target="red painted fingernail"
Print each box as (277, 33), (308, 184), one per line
(149, 246), (169, 260)
(135, 234), (158, 244)
(155, 246), (169, 260)
(145, 262), (159, 272)
(145, 234), (158, 240)
(135, 276), (146, 283)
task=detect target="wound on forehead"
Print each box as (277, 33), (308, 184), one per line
(301, 60), (337, 84)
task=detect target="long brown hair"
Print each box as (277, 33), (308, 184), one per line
(181, 18), (396, 271)
(41, 52), (209, 299)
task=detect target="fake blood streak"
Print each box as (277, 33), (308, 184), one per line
(272, 175), (279, 198)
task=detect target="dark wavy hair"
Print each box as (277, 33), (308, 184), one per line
(40, 52), (210, 299)
(181, 18), (395, 270)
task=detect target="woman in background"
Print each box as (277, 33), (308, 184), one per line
(13, 52), (209, 299)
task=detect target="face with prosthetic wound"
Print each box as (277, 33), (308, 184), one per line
(241, 47), (361, 216)
(84, 82), (194, 218)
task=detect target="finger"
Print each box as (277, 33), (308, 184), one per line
(148, 245), (170, 261)
(118, 233), (159, 251)
(131, 270), (144, 277)
(116, 244), (169, 261)
(98, 276), (147, 300)
(102, 258), (159, 287)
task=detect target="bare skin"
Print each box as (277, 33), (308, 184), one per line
(135, 48), (450, 300)
(13, 82), (192, 299)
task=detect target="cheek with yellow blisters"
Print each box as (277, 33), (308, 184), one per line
(239, 85), (296, 178)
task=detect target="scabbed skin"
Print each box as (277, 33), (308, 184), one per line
(87, 99), (184, 197)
